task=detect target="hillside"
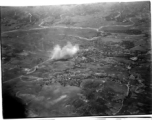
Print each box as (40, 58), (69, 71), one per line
(1, 1), (151, 118)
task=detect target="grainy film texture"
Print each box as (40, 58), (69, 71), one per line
(1, 1), (151, 118)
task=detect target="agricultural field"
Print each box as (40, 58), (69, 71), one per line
(1, 1), (151, 118)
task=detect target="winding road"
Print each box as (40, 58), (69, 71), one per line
(2, 11), (136, 83)
(1, 11), (135, 38)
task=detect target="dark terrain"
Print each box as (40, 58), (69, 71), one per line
(1, 1), (152, 118)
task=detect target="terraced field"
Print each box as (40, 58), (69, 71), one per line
(1, 2), (151, 118)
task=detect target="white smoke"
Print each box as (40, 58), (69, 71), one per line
(50, 42), (79, 60)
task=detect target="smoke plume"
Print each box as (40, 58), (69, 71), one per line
(50, 42), (79, 60)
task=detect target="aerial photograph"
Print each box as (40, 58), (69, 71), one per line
(1, 1), (151, 118)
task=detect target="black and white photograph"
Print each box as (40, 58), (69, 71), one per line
(1, 0), (151, 118)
